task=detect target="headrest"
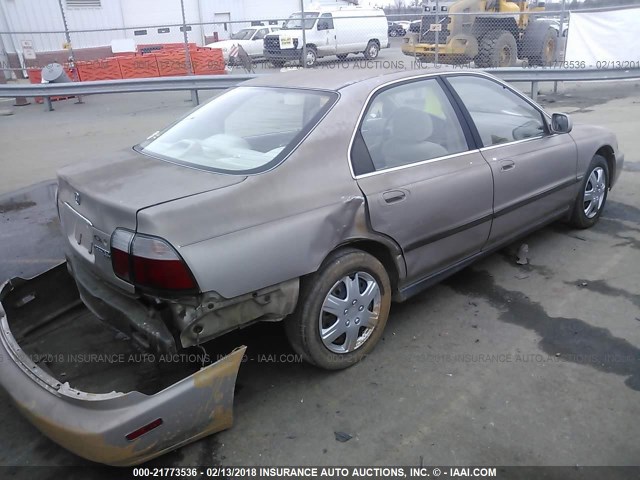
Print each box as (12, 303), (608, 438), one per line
(389, 107), (434, 142)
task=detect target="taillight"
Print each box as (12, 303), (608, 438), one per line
(111, 229), (134, 281)
(110, 229), (197, 292)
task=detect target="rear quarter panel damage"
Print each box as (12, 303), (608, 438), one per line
(136, 91), (381, 299)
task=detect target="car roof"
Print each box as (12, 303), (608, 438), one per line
(242, 67), (458, 92)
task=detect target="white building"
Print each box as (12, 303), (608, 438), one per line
(0, 0), (356, 74)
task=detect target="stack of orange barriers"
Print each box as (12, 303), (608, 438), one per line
(27, 46), (225, 102)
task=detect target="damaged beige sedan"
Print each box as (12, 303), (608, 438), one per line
(0, 68), (623, 465)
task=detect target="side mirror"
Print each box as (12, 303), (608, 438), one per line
(551, 113), (573, 133)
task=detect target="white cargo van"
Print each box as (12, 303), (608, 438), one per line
(263, 6), (389, 67)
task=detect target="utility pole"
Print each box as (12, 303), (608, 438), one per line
(300, 0), (308, 68)
(180, 0), (199, 106)
(56, 0), (82, 105)
(56, 0), (78, 81)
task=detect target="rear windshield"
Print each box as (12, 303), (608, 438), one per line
(138, 86), (337, 174)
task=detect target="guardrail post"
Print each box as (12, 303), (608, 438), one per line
(554, 0), (568, 94)
(434, 0), (439, 67)
(180, 0), (199, 106)
(531, 81), (539, 102)
(45, 96), (53, 112)
(300, 0), (307, 68)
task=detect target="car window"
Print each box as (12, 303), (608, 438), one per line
(140, 87), (336, 174)
(359, 78), (469, 171)
(319, 13), (334, 30)
(254, 28), (269, 40)
(230, 29), (254, 40)
(448, 75), (547, 147)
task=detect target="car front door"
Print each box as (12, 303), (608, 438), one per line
(446, 74), (578, 249)
(247, 28), (269, 57)
(352, 77), (494, 288)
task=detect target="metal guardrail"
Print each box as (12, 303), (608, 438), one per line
(0, 74), (257, 111)
(485, 66), (640, 82)
(485, 67), (640, 101)
(1, 68), (639, 109)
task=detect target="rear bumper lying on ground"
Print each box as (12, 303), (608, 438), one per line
(0, 265), (245, 466)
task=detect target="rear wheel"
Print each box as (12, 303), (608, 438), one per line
(284, 248), (391, 370)
(475, 30), (517, 68)
(569, 155), (609, 229)
(364, 40), (380, 60)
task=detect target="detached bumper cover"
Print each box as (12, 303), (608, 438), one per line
(0, 265), (245, 466)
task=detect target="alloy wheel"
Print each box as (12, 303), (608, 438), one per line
(583, 166), (607, 218)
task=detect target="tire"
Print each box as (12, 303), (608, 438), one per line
(363, 40), (380, 60)
(337, 54), (349, 60)
(284, 248), (392, 370)
(474, 30), (517, 68)
(390, 30), (398, 37)
(303, 46), (317, 67)
(270, 60), (285, 68)
(569, 155), (609, 229)
(525, 27), (558, 66)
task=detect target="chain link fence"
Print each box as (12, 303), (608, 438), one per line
(1, 0), (638, 82)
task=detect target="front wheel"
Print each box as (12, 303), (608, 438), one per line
(569, 154), (609, 229)
(303, 46), (317, 67)
(284, 248), (391, 370)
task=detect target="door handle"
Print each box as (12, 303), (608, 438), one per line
(500, 160), (515, 172)
(382, 190), (406, 204)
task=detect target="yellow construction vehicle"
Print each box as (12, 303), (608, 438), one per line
(402, 0), (558, 67)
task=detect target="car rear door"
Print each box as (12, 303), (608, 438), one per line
(445, 74), (578, 249)
(352, 77), (494, 286)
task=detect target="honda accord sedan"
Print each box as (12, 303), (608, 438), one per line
(56, 68), (623, 370)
